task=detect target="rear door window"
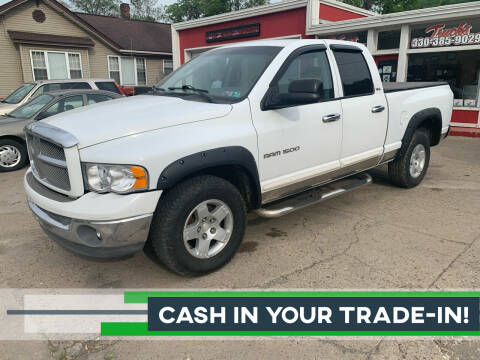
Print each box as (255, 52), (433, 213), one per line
(95, 81), (121, 94)
(333, 50), (374, 97)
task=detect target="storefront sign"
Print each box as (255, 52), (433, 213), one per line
(328, 31), (367, 45)
(206, 23), (260, 43)
(411, 20), (480, 48)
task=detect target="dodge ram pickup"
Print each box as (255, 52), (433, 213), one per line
(24, 40), (453, 275)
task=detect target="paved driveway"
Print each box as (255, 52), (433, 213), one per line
(1, 137), (479, 359)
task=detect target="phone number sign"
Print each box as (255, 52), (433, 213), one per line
(410, 21), (480, 48)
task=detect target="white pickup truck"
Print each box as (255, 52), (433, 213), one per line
(24, 40), (452, 275)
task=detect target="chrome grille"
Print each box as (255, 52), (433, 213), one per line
(27, 134), (71, 191)
(37, 138), (65, 161)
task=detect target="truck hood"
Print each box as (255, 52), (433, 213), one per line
(0, 102), (17, 116)
(44, 95), (233, 148)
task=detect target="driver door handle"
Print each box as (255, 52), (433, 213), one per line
(322, 113), (341, 123)
(372, 105), (386, 113)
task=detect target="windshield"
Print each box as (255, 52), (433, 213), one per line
(3, 83), (36, 104)
(155, 46), (282, 103)
(8, 95), (53, 119)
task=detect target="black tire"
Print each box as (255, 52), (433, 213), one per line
(149, 175), (247, 276)
(388, 128), (431, 188)
(0, 138), (28, 172)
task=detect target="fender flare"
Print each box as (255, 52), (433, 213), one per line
(157, 146), (261, 207)
(398, 108), (442, 159)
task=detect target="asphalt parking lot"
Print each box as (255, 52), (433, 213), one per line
(1, 136), (480, 359)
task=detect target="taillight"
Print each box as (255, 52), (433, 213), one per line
(114, 82), (125, 96)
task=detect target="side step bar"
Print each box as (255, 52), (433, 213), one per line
(255, 173), (373, 219)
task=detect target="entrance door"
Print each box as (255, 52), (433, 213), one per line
(252, 47), (343, 202)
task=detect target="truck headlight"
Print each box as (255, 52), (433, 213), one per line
(84, 164), (148, 194)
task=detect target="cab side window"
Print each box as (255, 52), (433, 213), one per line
(277, 50), (334, 101)
(332, 50), (374, 97)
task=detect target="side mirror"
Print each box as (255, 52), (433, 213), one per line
(280, 79), (323, 105)
(262, 79), (323, 110)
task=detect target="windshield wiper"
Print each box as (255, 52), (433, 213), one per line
(168, 85), (213, 103)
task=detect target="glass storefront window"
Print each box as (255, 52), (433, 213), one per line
(407, 50), (480, 107)
(328, 31), (367, 45)
(377, 29), (401, 50)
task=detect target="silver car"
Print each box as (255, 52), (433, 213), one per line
(0, 78), (124, 116)
(0, 89), (121, 172)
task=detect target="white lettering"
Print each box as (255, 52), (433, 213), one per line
(340, 307), (355, 324)
(357, 307), (371, 324)
(393, 307), (409, 324)
(158, 307), (175, 324)
(373, 307), (391, 324)
(266, 307), (283, 324)
(411, 307), (425, 324)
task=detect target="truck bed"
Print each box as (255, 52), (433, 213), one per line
(383, 82), (449, 93)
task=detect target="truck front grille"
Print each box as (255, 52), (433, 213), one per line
(27, 134), (71, 192)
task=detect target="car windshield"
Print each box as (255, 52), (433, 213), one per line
(154, 46), (282, 103)
(2, 83), (36, 104)
(8, 95), (53, 119)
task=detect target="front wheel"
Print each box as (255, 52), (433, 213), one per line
(388, 128), (431, 188)
(0, 139), (28, 172)
(149, 175), (247, 276)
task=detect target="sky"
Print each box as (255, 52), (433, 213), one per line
(0, 0), (177, 6)
(0, 0), (283, 8)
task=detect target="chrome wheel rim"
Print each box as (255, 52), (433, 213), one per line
(183, 199), (234, 259)
(0, 145), (21, 168)
(409, 144), (426, 178)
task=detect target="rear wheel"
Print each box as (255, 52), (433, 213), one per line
(0, 139), (28, 172)
(388, 128), (430, 188)
(149, 175), (247, 276)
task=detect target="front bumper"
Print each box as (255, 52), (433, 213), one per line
(25, 169), (161, 258)
(28, 200), (153, 258)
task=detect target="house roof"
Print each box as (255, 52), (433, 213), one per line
(0, 0), (172, 55)
(76, 13), (172, 54)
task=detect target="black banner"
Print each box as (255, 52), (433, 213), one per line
(206, 23), (260, 43)
(148, 297), (479, 332)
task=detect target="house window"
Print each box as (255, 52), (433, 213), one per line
(31, 51), (48, 80)
(68, 54), (82, 79)
(108, 57), (121, 84)
(30, 51), (83, 81)
(136, 58), (146, 85)
(108, 56), (147, 86)
(163, 59), (173, 75)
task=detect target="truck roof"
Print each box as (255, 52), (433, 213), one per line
(219, 38), (366, 50)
